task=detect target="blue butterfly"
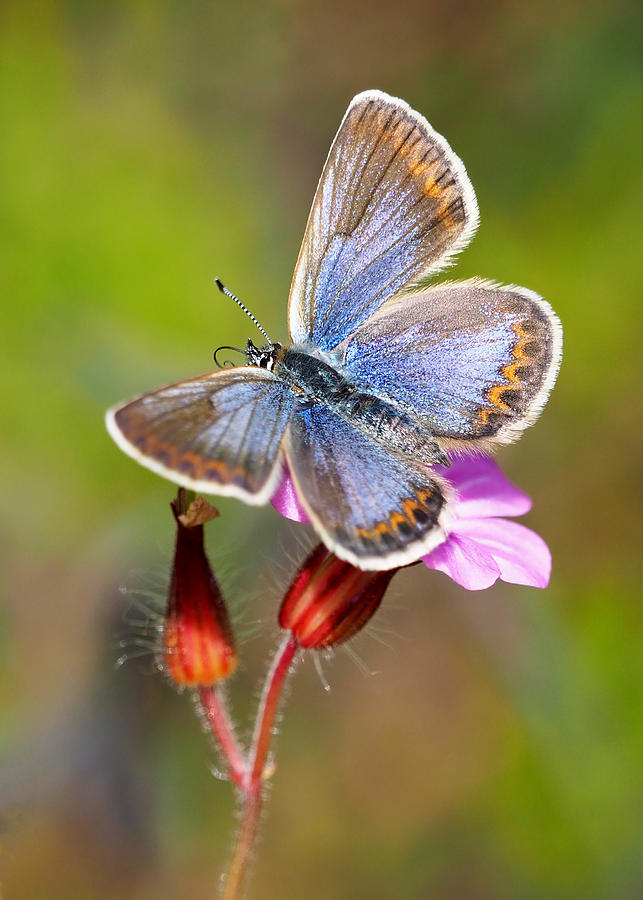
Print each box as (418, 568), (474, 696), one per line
(106, 90), (562, 570)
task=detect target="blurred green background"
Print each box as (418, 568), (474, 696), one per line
(1, 0), (641, 897)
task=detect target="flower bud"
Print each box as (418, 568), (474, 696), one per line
(163, 491), (237, 686)
(279, 545), (396, 649)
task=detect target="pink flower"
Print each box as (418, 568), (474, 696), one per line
(271, 455), (551, 591)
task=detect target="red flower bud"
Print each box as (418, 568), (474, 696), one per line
(279, 545), (396, 649)
(163, 492), (237, 686)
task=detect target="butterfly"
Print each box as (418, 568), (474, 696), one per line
(106, 90), (562, 570)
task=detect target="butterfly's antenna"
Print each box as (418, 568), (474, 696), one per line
(215, 278), (272, 344)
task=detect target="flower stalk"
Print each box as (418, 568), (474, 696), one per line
(199, 686), (246, 789)
(216, 543), (397, 897)
(220, 635), (299, 900)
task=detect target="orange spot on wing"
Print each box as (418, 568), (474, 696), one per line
(476, 321), (534, 428)
(377, 126), (408, 154)
(416, 487), (434, 505)
(410, 161), (430, 177)
(201, 458), (256, 488)
(423, 176), (445, 199)
(354, 488), (435, 544)
(502, 321), (532, 382)
(389, 511), (409, 531)
(135, 432), (255, 489)
(402, 494), (428, 522)
(355, 521), (392, 541)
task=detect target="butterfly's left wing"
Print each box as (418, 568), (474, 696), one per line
(288, 90), (479, 352)
(106, 367), (294, 504)
(284, 404), (451, 570)
(337, 279), (563, 447)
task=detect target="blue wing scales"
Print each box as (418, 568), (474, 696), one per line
(284, 404), (451, 569)
(288, 90), (479, 351)
(338, 279), (563, 446)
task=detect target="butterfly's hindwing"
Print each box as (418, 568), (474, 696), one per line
(338, 279), (562, 446)
(106, 368), (294, 504)
(288, 90), (479, 351)
(284, 403), (451, 569)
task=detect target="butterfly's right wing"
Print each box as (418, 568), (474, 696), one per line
(288, 90), (479, 352)
(337, 279), (562, 448)
(284, 403), (451, 570)
(106, 367), (294, 504)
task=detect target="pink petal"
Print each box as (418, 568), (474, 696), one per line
(435, 455), (532, 520)
(455, 517), (551, 588)
(271, 470), (310, 523)
(423, 534), (502, 591)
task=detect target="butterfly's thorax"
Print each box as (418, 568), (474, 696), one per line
(277, 347), (448, 465)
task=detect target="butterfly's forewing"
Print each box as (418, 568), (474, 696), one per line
(288, 90), (479, 352)
(284, 404), (451, 570)
(106, 368), (294, 504)
(338, 279), (562, 447)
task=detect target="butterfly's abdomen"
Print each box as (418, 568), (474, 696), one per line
(279, 349), (448, 465)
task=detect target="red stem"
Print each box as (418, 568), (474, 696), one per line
(199, 686), (246, 788)
(249, 635), (298, 785)
(198, 637), (299, 898)
(220, 635), (299, 900)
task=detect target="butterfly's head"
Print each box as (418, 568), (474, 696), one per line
(213, 339), (284, 370)
(213, 278), (285, 370)
(245, 339), (283, 371)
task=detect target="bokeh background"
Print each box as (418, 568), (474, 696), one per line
(1, 1), (641, 897)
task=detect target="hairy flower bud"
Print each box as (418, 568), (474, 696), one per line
(279, 545), (396, 649)
(163, 492), (237, 686)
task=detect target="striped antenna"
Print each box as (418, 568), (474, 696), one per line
(215, 278), (272, 344)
